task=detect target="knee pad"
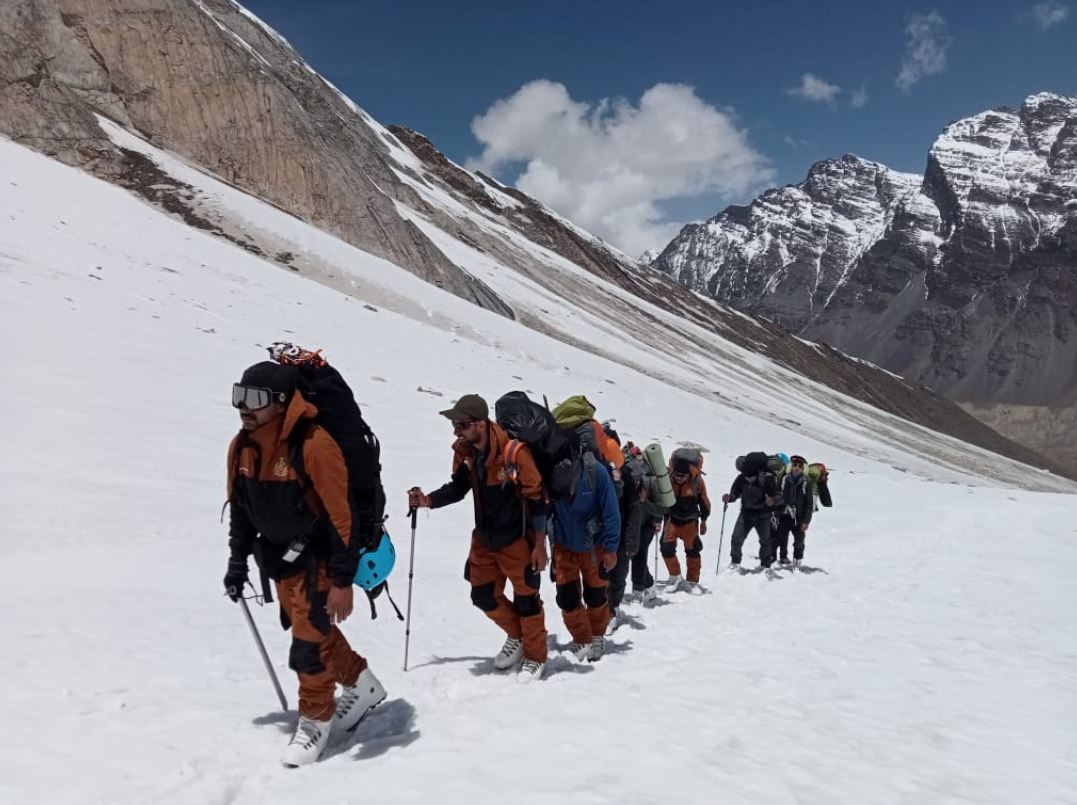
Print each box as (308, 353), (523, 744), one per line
(583, 583), (607, 608)
(288, 638), (325, 675)
(686, 537), (703, 558)
(470, 581), (498, 612)
(514, 593), (542, 618)
(660, 539), (677, 558)
(555, 582), (582, 612)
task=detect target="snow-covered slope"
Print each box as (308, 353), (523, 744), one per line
(3, 130), (1077, 805)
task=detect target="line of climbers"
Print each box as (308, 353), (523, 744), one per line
(220, 344), (833, 766)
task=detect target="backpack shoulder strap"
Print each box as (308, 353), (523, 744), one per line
(502, 439), (525, 484)
(288, 418), (316, 489)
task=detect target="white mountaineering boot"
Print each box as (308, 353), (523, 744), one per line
(687, 582), (704, 596)
(334, 668), (387, 733)
(281, 716), (332, 767)
(589, 635), (605, 662)
(793, 559), (803, 570)
(517, 658), (546, 683)
(640, 585), (657, 606)
(493, 637), (524, 670)
(605, 610), (621, 636)
(666, 575), (683, 592)
(568, 641), (592, 662)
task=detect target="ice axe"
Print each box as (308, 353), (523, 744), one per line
(237, 594), (288, 711)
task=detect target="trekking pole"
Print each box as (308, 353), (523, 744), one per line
(715, 503), (728, 576)
(238, 595), (288, 711)
(403, 506), (418, 672)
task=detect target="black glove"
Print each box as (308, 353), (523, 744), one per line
(223, 557), (249, 602)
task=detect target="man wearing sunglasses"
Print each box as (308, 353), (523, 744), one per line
(408, 394), (550, 682)
(772, 455), (813, 569)
(225, 361), (386, 766)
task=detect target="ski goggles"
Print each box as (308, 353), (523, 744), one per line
(232, 384), (286, 411)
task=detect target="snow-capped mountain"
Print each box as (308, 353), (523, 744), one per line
(652, 93), (1077, 471)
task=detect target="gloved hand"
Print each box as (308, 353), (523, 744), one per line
(721, 494), (731, 504)
(699, 520), (708, 536)
(224, 558), (249, 602)
(408, 487), (431, 509)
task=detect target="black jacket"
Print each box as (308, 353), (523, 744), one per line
(779, 473), (813, 525)
(727, 472), (781, 512)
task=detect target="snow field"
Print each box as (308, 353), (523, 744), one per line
(2, 136), (1076, 804)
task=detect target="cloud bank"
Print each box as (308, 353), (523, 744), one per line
(467, 80), (772, 257)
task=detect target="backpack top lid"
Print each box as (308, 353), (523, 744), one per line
(765, 454), (786, 474)
(495, 390), (554, 445)
(670, 447), (704, 473)
(739, 451), (769, 476)
(552, 395), (596, 429)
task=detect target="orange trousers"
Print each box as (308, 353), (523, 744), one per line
(276, 562), (366, 721)
(662, 520), (703, 583)
(553, 543), (611, 644)
(467, 535), (548, 663)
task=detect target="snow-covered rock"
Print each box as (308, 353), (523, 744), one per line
(654, 94), (1077, 411)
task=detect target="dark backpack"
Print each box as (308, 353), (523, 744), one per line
(495, 391), (595, 501)
(272, 347), (398, 620)
(283, 359), (386, 546)
(736, 451), (769, 477)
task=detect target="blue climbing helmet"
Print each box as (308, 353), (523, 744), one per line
(776, 452), (790, 466)
(353, 529), (403, 620)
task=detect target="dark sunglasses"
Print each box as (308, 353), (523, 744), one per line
(232, 384), (285, 411)
(452, 420), (480, 431)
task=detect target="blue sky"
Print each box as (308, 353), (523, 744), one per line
(241, 0), (1076, 254)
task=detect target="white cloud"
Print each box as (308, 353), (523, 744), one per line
(850, 85), (870, 108)
(787, 73), (842, 104)
(896, 11), (951, 92)
(784, 134), (813, 151)
(1032, 1), (1069, 29)
(467, 80), (773, 256)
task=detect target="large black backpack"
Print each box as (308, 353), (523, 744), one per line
(494, 391), (595, 500)
(274, 346), (399, 619)
(283, 357), (386, 549)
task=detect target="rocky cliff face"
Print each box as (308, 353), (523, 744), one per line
(0, 0), (510, 313)
(653, 94), (1077, 409)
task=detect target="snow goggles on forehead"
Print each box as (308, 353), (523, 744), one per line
(232, 384), (286, 411)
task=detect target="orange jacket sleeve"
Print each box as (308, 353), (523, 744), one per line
(697, 476), (712, 521)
